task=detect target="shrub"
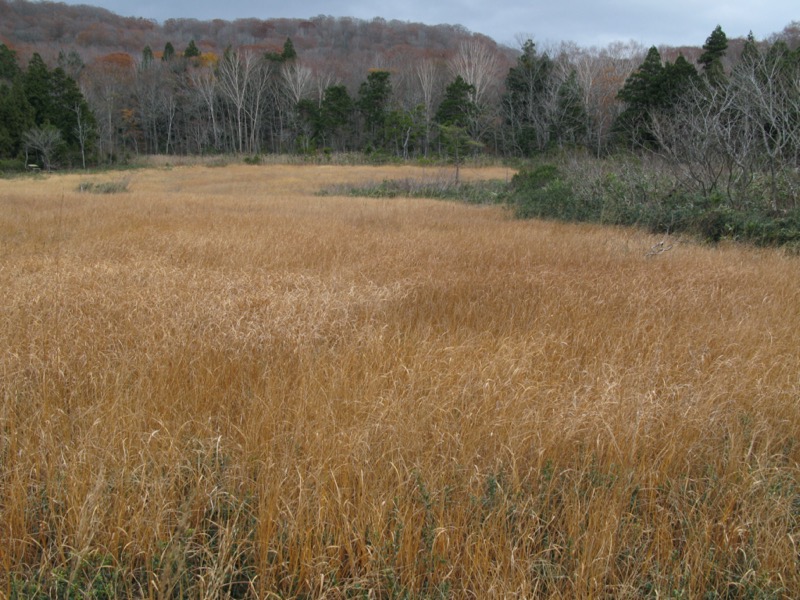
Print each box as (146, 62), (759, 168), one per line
(77, 179), (130, 194)
(0, 158), (26, 173)
(507, 164), (599, 221)
(507, 155), (800, 247)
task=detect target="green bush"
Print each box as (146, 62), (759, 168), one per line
(507, 156), (800, 247)
(0, 158), (26, 173)
(77, 179), (130, 194)
(507, 164), (599, 221)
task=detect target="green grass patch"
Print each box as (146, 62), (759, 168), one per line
(321, 177), (507, 205)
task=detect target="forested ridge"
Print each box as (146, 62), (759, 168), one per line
(1, 1), (799, 244)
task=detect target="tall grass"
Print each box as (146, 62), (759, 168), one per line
(1, 164), (798, 598)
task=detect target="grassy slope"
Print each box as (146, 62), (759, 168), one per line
(1, 165), (798, 598)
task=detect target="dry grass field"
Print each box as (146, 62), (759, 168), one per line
(1, 163), (799, 598)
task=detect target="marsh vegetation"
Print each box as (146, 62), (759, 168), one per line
(1, 164), (798, 598)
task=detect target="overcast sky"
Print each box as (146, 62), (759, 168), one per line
(62, 0), (796, 49)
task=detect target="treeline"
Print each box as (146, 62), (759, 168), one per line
(504, 27), (800, 246)
(1, 9), (799, 227)
(0, 45), (93, 170)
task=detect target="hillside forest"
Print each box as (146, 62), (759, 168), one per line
(1, 1), (800, 239)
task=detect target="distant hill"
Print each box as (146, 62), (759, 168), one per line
(0, 0), (514, 73)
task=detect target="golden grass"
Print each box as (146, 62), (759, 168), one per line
(1, 164), (798, 598)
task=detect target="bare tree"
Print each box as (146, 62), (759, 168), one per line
(730, 48), (799, 209)
(73, 102), (93, 169)
(568, 41), (643, 155)
(217, 49), (270, 154)
(415, 58), (443, 155)
(282, 62), (313, 107)
(24, 126), (63, 171)
(216, 50), (247, 153)
(188, 65), (221, 150)
(448, 39), (500, 108)
(650, 82), (735, 199)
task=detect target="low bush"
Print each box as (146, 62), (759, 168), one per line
(505, 156), (800, 247)
(0, 158), (26, 174)
(77, 178), (130, 194)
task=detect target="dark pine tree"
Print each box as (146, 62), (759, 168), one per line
(162, 42), (175, 62)
(502, 39), (554, 155)
(0, 78), (35, 159)
(614, 46), (665, 148)
(142, 45), (154, 66)
(0, 43), (21, 82)
(184, 40), (201, 58)
(282, 38), (297, 61)
(318, 84), (354, 150)
(553, 70), (588, 147)
(435, 75), (476, 128)
(698, 25), (728, 85)
(357, 70), (392, 150)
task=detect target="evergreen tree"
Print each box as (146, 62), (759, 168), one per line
(740, 31), (760, 66)
(662, 55), (701, 104)
(698, 25), (728, 85)
(435, 75), (476, 128)
(617, 47), (664, 109)
(615, 48), (699, 149)
(0, 43), (21, 82)
(23, 54), (53, 125)
(282, 38), (297, 62)
(162, 42), (175, 62)
(553, 70), (588, 147)
(49, 66), (95, 151)
(184, 40), (201, 59)
(615, 46), (666, 147)
(0, 78), (34, 159)
(142, 45), (154, 67)
(502, 39), (555, 155)
(319, 84), (354, 149)
(357, 70), (392, 149)
(265, 38), (298, 63)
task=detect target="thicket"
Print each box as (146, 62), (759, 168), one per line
(504, 157), (800, 248)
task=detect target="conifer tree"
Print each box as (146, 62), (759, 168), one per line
(162, 42), (175, 62)
(698, 25), (728, 85)
(740, 31), (760, 66)
(142, 45), (154, 67)
(553, 70), (588, 146)
(282, 38), (297, 62)
(0, 78), (34, 159)
(0, 43), (21, 82)
(184, 40), (201, 59)
(435, 75), (476, 128)
(502, 39), (555, 155)
(357, 70), (392, 149)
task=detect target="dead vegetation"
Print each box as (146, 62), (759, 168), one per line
(1, 164), (798, 598)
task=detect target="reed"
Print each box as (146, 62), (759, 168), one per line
(1, 164), (798, 598)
